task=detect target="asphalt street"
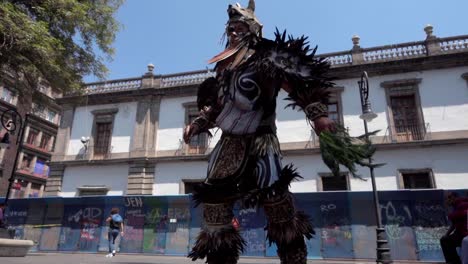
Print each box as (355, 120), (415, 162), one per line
(0, 253), (385, 264)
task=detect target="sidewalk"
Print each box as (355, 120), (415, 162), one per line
(0, 252), (443, 264)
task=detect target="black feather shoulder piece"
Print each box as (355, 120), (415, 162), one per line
(197, 77), (219, 110)
(254, 29), (335, 109)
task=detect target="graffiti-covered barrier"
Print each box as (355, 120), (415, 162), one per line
(4, 189), (462, 261)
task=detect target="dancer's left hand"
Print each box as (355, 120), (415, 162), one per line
(314, 116), (336, 135)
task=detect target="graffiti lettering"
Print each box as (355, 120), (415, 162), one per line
(380, 201), (412, 240)
(320, 204), (336, 212)
(242, 229), (265, 252)
(67, 208), (102, 223)
(239, 208), (257, 216)
(167, 208), (189, 221)
(125, 197), (143, 207)
(81, 220), (99, 240)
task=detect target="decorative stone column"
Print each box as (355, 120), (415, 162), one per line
(24, 181), (32, 198)
(52, 104), (75, 161)
(424, 24), (441, 56)
(16, 152), (24, 170)
(130, 96), (161, 158)
(141, 63), (161, 88)
(44, 164), (65, 197)
(126, 161), (154, 195)
(38, 184), (44, 197)
(22, 125), (30, 144)
(48, 135), (55, 152)
(351, 35), (364, 65)
(29, 156), (37, 174)
(36, 130), (43, 147)
(0, 148), (4, 166)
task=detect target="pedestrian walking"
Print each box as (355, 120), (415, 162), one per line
(0, 203), (5, 228)
(462, 235), (468, 264)
(105, 208), (124, 258)
(441, 192), (468, 264)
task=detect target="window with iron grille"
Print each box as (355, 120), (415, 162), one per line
(39, 133), (51, 150)
(319, 173), (349, 191)
(184, 104), (208, 154)
(26, 128), (39, 145)
(20, 154), (33, 171)
(94, 122), (112, 156)
(34, 158), (49, 176)
(32, 103), (46, 118)
(183, 180), (204, 194)
(46, 109), (57, 123)
(390, 94), (424, 141)
(382, 79), (425, 142)
(326, 88), (344, 125)
(400, 169), (435, 189)
(1, 87), (16, 104)
(91, 108), (118, 159)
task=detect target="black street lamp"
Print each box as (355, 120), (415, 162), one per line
(0, 108), (28, 206)
(358, 71), (392, 264)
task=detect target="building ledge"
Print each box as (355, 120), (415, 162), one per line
(51, 131), (468, 167)
(15, 170), (48, 182)
(23, 143), (52, 157)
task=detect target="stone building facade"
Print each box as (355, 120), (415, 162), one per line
(0, 82), (61, 198)
(46, 25), (468, 197)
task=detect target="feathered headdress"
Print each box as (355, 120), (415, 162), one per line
(227, 0), (263, 38)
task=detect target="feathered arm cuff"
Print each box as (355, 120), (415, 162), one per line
(191, 107), (217, 134)
(190, 77), (222, 135)
(304, 102), (328, 121)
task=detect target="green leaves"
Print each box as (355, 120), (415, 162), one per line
(319, 126), (384, 180)
(0, 0), (123, 95)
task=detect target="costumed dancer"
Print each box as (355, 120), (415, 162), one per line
(184, 1), (376, 263)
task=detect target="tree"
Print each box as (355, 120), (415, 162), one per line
(0, 0), (123, 97)
(0, 0), (123, 196)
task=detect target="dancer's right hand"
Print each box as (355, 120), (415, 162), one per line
(183, 124), (199, 144)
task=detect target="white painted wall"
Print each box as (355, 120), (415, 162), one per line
(277, 66), (468, 141)
(157, 96), (195, 151)
(153, 161), (207, 195)
(67, 102), (137, 155)
(370, 143), (468, 190)
(155, 67), (468, 150)
(418, 67), (468, 133)
(64, 67), (468, 195)
(276, 90), (313, 143)
(289, 143), (468, 192)
(152, 144), (468, 195)
(61, 164), (129, 197)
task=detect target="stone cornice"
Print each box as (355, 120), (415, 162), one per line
(52, 136), (468, 167)
(22, 143), (52, 158)
(57, 52), (468, 107)
(380, 78), (422, 89)
(330, 52), (468, 80)
(58, 85), (198, 106)
(91, 108), (119, 115)
(27, 114), (59, 132)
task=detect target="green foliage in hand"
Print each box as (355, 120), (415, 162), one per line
(319, 125), (384, 180)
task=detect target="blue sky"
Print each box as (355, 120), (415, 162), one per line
(85, 0), (468, 82)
